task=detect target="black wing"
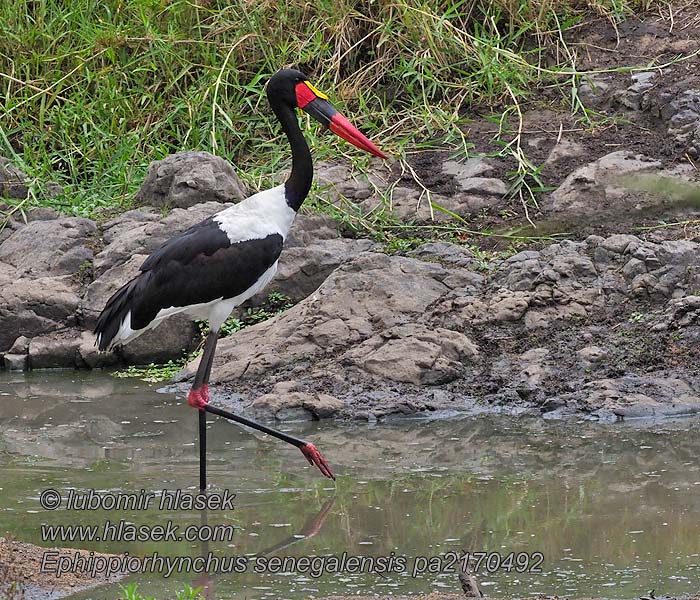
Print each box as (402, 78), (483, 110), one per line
(94, 217), (283, 348)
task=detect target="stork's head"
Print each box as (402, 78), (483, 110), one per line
(267, 68), (386, 159)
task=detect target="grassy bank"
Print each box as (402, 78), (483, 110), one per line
(0, 0), (670, 222)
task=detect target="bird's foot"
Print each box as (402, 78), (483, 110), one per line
(188, 384), (210, 410)
(300, 442), (335, 480)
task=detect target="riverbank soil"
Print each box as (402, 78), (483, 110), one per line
(0, 538), (125, 600)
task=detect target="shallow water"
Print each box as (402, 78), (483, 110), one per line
(0, 371), (699, 599)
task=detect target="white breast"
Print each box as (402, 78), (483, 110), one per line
(214, 184), (296, 244)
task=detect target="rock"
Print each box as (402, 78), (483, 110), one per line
(82, 255), (146, 328)
(100, 209), (160, 245)
(315, 161), (375, 201)
(28, 332), (81, 369)
(409, 242), (477, 269)
(284, 213), (339, 247)
(81, 254), (200, 363)
(453, 177), (508, 196)
(602, 234), (641, 254)
(654, 295), (700, 330)
(77, 331), (120, 369)
(269, 238), (375, 302)
(523, 302), (588, 329)
(544, 151), (668, 217)
(0, 217), (97, 277)
(208, 252), (453, 382)
(94, 201), (231, 275)
(442, 157), (497, 182)
(0, 277), (80, 352)
(0, 157), (63, 199)
(311, 394), (345, 418)
(579, 375), (700, 419)
(3, 354), (27, 370)
(366, 186), (444, 221)
(577, 345), (608, 364)
(544, 138), (587, 167)
(134, 151), (247, 210)
(8, 336), (30, 354)
(614, 72), (656, 111)
(490, 289), (530, 321)
(116, 314), (200, 365)
(249, 382), (345, 420)
(346, 324), (479, 385)
(656, 88), (700, 154)
(0, 157), (30, 199)
(26, 207), (61, 221)
(577, 75), (611, 105)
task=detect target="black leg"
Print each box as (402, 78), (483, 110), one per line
(188, 331), (220, 492)
(194, 330), (219, 389)
(203, 404), (335, 480)
(189, 330), (335, 481)
(198, 411), (207, 491)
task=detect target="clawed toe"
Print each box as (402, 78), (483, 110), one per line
(300, 442), (336, 480)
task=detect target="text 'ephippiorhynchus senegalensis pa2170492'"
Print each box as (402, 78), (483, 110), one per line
(93, 68), (386, 488)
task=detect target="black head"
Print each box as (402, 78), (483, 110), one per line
(265, 67), (387, 159)
(266, 68), (309, 108)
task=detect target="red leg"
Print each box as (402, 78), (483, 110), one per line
(188, 331), (219, 411)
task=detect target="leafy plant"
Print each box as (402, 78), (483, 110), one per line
(112, 359), (187, 384)
(218, 291), (294, 335)
(119, 583), (204, 600)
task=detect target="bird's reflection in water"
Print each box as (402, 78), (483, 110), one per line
(192, 497), (336, 599)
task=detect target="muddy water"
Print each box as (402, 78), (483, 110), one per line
(0, 371), (699, 599)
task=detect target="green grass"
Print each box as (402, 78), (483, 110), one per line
(0, 0), (673, 233)
(120, 583), (203, 600)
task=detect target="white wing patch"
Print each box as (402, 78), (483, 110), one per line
(214, 184), (296, 244)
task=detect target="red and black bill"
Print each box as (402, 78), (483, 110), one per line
(295, 80), (387, 159)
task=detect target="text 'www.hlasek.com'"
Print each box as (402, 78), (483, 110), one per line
(38, 488), (544, 579)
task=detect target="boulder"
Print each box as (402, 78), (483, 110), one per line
(0, 217), (97, 277)
(249, 381), (345, 420)
(115, 314), (199, 365)
(345, 323), (479, 385)
(284, 213), (340, 247)
(0, 157), (29, 199)
(544, 138), (587, 168)
(574, 375), (700, 420)
(82, 255), (146, 328)
(543, 151), (665, 217)
(0, 276), (80, 352)
(656, 88), (700, 157)
(134, 151), (247, 210)
(3, 353), (27, 370)
(315, 161), (375, 201)
(613, 72), (657, 111)
(209, 252), (454, 382)
(0, 157), (63, 200)
(28, 331), (82, 369)
(270, 238), (375, 302)
(93, 201), (232, 275)
(441, 156), (501, 187)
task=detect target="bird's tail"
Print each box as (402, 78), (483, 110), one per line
(93, 277), (140, 351)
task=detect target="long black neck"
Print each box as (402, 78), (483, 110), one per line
(271, 101), (313, 212)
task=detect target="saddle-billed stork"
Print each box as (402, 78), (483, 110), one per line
(94, 68), (386, 488)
